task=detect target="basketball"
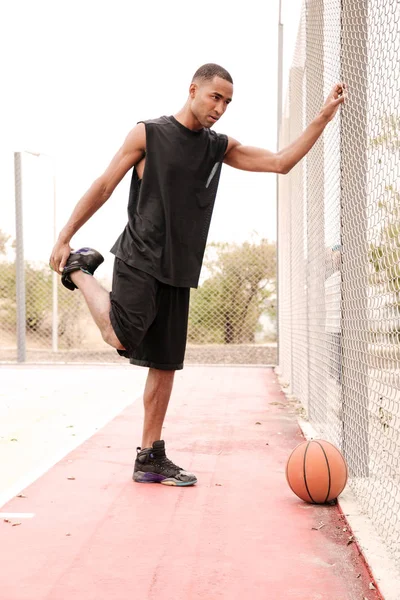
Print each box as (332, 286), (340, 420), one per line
(286, 439), (348, 504)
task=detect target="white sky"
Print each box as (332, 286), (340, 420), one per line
(0, 0), (303, 279)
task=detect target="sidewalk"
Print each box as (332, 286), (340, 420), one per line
(0, 366), (381, 599)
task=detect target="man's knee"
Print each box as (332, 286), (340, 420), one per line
(102, 323), (125, 350)
(149, 367), (176, 381)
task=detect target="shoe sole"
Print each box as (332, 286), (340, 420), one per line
(61, 267), (93, 291)
(133, 471), (197, 486)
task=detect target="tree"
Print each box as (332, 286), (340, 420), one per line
(369, 115), (400, 342)
(0, 244), (88, 348)
(370, 114), (400, 150)
(369, 186), (400, 292)
(188, 239), (276, 344)
(0, 229), (10, 255)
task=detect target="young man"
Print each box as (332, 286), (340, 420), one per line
(50, 63), (346, 487)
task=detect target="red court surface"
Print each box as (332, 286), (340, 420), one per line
(1, 367), (381, 600)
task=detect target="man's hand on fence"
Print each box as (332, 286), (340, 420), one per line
(320, 83), (347, 123)
(49, 241), (72, 275)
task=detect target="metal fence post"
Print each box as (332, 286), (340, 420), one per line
(340, 0), (369, 477)
(276, 0), (283, 367)
(14, 152), (26, 363)
(52, 159), (58, 353)
(306, 0), (326, 423)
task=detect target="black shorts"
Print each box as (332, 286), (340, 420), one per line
(109, 258), (190, 370)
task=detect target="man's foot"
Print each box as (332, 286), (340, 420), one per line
(61, 247), (104, 291)
(133, 440), (197, 486)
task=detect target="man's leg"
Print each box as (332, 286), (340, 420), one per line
(70, 270), (125, 350)
(134, 371), (197, 484)
(141, 368), (175, 449)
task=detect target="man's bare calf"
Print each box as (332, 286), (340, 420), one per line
(70, 270), (125, 350)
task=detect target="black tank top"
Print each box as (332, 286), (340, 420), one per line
(110, 115), (228, 288)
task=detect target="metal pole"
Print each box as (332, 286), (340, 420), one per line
(340, 0), (369, 476)
(277, 0), (283, 143)
(52, 158), (58, 353)
(14, 152), (26, 363)
(276, 0), (283, 366)
(306, 0), (326, 422)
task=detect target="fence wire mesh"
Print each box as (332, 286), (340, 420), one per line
(1, 156), (277, 366)
(278, 0), (400, 568)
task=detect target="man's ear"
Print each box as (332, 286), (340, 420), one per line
(189, 83), (198, 99)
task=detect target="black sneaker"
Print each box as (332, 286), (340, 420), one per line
(61, 247), (104, 291)
(133, 440), (197, 486)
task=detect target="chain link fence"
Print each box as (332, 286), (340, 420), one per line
(277, 0), (400, 569)
(1, 155), (277, 365)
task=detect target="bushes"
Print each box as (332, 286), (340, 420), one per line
(188, 240), (276, 344)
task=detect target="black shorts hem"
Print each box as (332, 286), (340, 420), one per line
(109, 306), (136, 354)
(129, 357), (184, 371)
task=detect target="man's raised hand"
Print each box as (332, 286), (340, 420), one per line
(320, 83), (347, 123)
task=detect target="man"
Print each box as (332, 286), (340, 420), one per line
(50, 63), (346, 487)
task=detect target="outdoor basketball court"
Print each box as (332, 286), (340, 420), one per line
(0, 365), (381, 599)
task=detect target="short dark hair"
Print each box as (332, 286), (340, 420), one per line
(192, 63), (233, 85)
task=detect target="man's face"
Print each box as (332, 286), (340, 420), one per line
(190, 76), (233, 128)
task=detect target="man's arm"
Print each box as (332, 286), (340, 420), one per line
(223, 83), (346, 174)
(50, 123), (146, 274)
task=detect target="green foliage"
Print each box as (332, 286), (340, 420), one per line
(0, 230), (10, 255)
(370, 115), (400, 149)
(188, 239), (276, 344)
(369, 186), (400, 295)
(0, 258), (86, 347)
(369, 115), (400, 338)
(0, 261), (16, 327)
(0, 225), (277, 349)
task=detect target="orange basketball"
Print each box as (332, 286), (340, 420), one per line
(286, 439), (348, 504)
